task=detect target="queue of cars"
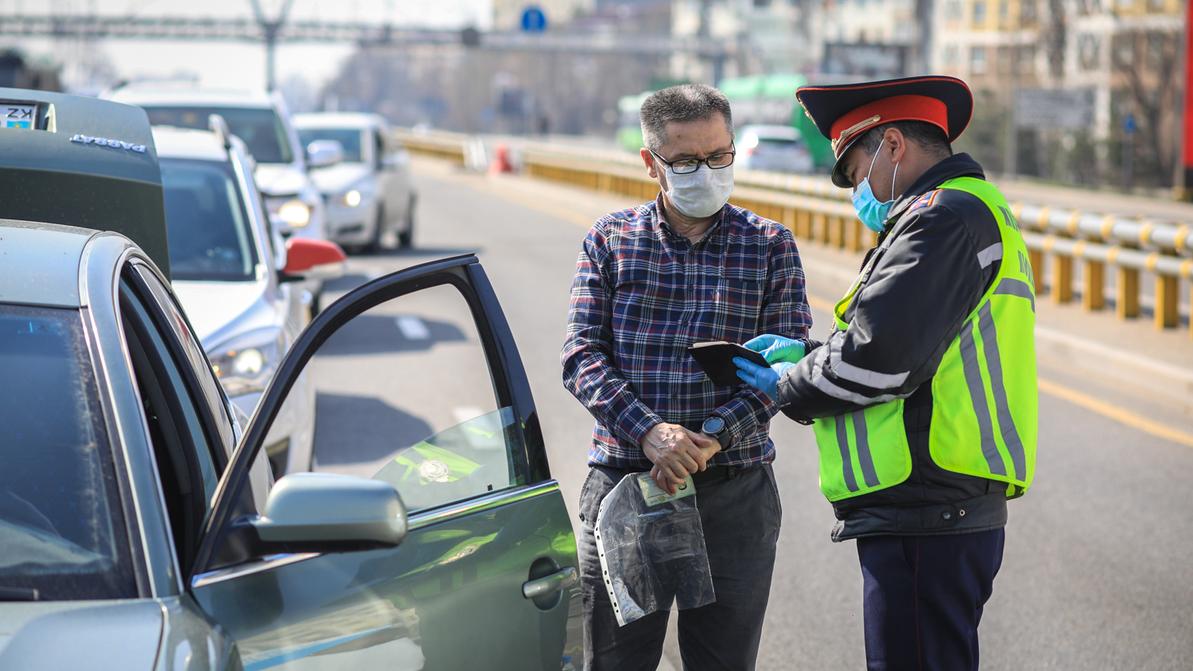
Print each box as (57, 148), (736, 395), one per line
(0, 87), (582, 669)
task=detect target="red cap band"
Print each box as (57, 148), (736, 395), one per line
(829, 95), (950, 158)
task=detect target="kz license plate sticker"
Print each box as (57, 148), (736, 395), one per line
(2, 104), (36, 129)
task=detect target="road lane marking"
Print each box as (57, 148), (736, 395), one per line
(1036, 378), (1193, 449)
(395, 316), (430, 340)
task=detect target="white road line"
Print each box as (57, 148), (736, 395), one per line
(395, 316), (430, 340)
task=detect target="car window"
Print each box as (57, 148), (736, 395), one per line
(0, 303), (138, 600)
(120, 278), (220, 573)
(145, 106), (294, 164)
(297, 127), (364, 163)
(269, 282), (528, 514)
(130, 264), (237, 461)
(161, 158), (259, 282)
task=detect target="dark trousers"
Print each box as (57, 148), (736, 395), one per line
(856, 528), (1005, 671)
(578, 463), (782, 671)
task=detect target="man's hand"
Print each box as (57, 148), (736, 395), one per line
(642, 423), (717, 494)
(733, 357), (794, 403)
(648, 429), (722, 494)
(744, 334), (806, 365)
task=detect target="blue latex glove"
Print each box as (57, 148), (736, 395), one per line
(733, 357), (794, 403)
(743, 334), (806, 365)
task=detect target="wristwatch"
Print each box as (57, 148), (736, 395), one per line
(701, 416), (731, 450)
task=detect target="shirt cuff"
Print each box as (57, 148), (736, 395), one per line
(618, 402), (664, 448)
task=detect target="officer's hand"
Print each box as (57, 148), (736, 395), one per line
(744, 334), (807, 365)
(733, 357), (794, 403)
(641, 423), (710, 494)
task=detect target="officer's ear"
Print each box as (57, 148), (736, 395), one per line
(885, 127), (908, 164)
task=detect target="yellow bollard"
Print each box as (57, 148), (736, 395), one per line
(1116, 267), (1140, 319)
(1052, 254), (1074, 304)
(1155, 275), (1179, 330)
(1083, 259), (1106, 311)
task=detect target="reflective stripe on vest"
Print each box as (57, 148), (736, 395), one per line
(811, 176), (1038, 502)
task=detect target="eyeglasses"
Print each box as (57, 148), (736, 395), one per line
(649, 145), (736, 175)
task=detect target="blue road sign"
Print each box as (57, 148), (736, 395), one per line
(521, 6), (547, 33)
(1124, 113), (1138, 135)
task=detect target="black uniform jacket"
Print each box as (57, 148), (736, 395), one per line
(777, 153), (1012, 541)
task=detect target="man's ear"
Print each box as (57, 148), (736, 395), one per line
(641, 148), (660, 179)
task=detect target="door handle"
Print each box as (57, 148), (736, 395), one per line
(522, 566), (578, 600)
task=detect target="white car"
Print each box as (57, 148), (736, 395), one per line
(107, 85), (334, 307)
(294, 112), (417, 252)
(736, 124), (815, 174)
(153, 122), (337, 475)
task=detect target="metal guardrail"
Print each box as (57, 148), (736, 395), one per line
(396, 130), (1192, 335)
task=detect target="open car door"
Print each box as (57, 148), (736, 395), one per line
(187, 255), (581, 670)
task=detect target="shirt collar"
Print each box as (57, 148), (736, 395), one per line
(653, 194), (727, 247)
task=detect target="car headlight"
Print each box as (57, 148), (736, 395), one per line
(276, 199), (312, 228)
(341, 189), (362, 208)
(209, 329), (285, 397)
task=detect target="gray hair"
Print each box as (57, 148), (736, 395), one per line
(640, 84), (733, 151)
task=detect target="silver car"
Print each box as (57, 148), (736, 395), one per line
(294, 112), (417, 252)
(0, 87), (582, 670)
(735, 124), (815, 174)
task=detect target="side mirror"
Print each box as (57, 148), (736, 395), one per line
(248, 473), (408, 554)
(279, 238), (346, 282)
(306, 139), (344, 169)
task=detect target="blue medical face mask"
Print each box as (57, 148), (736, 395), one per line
(851, 144), (900, 233)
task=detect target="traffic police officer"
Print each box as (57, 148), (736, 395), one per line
(734, 76), (1038, 670)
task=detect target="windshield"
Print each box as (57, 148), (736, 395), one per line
(145, 106), (295, 164)
(298, 127), (364, 163)
(161, 158), (260, 282)
(0, 306), (136, 600)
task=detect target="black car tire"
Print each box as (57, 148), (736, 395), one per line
(366, 205), (385, 254)
(398, 195), (416, 249)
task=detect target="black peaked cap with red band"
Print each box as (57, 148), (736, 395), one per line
(795, 75), (974, 188)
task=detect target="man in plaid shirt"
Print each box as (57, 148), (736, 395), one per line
(562, 84), (811, 670)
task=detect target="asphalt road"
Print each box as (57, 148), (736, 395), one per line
(310, 158), (1193, 670)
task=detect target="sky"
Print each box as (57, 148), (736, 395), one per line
(2, 0), (494, 94)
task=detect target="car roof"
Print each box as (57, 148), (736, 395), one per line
(152, 126), (230, 162)
(0, 219), (98, 308)
(292, 112), (384, 130)
(0, 87), (170, 274)
(109, 85), (276, 110)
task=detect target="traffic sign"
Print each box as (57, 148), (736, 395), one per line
(1014, 88), (1095, 130)
(521, 6), (547, 33)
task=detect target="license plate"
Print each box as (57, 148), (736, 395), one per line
(2, 104), (36, 130)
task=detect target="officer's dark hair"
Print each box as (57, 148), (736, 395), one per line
(640, 84), (734, 152)
(858, 121), (952, 159)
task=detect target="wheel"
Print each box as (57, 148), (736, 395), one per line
(398, 195), (416, 249)
(366, 205), (385, 254)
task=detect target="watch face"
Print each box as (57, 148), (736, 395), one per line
(702, 416), (725, 435)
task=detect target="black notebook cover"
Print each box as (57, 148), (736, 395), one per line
(688, 341), (770, 387)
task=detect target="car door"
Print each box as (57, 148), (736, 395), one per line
(188, 255), (582, 670)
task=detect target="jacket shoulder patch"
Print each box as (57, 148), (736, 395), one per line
(907, 189), (941, 214)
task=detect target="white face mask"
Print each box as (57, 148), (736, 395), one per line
(662, 163), (734, 219)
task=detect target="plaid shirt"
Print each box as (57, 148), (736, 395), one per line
(562, 195), (812, 469)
